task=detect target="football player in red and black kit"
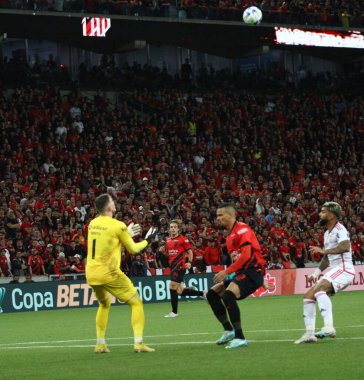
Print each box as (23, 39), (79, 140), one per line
(207, 204), (271, 349)
(164, 220), (205, 318)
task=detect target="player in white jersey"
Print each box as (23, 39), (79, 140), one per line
(294, 202), (355, 344)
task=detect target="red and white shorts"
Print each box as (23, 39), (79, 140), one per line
(322, 266), (355, 293)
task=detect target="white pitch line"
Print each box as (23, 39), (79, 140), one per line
(1, 325), (363, 347)
(2, 337), (364, 351)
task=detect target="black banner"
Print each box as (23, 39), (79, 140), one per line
(0, 274), (212, 314)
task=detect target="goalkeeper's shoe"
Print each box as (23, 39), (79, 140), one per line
(294, 333), (317, 344)
(315, 327), (336, 339)
(94, 344), (110, 353)
(216, 330), (235, 345)
(134, 343), (155, 353)
(225, 339), (248, 349)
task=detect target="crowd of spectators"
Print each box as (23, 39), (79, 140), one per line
(0, 0), (363, 27)
(0, 60), (363, 281)
(2, 54), (364, 96)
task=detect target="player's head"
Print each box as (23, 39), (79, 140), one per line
(95, 194), (116, 215)
(216, 203), (236, 230)
(169, 219), (182, 237)
(319, 202), (341, 226)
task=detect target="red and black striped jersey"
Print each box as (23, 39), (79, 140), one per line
(225, 222), (266, 275)
(165, 235), (191, 271)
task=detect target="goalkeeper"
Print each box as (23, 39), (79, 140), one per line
(86, 193), (156, 353)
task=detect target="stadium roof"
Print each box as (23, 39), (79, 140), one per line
(0, 10), (363, 61)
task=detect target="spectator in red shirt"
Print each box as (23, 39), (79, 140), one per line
(204, 239), (221, 266)
(56, 252), (71, 275)
(27, 249), (46, 276)
(0, 249), (12, 277)
(279, 238), (292, 269)
(70, 254), (86, 273)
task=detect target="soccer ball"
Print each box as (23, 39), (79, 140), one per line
(243, 6), (263, 25)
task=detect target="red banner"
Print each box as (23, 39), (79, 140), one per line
(251, 265), (364, 297)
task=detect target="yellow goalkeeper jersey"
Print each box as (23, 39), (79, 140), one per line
(86, 216), (147, 285)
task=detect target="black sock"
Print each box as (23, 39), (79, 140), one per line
(181, 288), (203, 297)
(206, 289), (233, 331)
(222, 290), (244, 339)
(170, 289), (178, 314)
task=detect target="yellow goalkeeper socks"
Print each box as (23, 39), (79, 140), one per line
(96, 298), (111, 340)
(128, 293), (145, 342)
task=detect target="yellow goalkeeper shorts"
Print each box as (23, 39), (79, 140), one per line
(91, 271), (137, 304)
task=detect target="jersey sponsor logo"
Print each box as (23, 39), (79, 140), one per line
(237, 228), (248, 235)
(89, 225), (107, 231)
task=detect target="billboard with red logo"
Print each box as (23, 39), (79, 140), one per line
(251, 266), (364, 297)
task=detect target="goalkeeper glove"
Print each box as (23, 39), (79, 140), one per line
(127, 222), (142, 238)
(145, 226), (157, 243)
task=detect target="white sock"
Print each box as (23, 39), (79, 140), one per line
(134, 337), (143, 344)
(315, 291), (333, 329)
(303, 299), (316, 334)
(97, 338), (105, 344)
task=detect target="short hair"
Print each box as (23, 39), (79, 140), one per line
(323, 202), (342, 219)
(217, 203), (236, 216)
(95, 194), (111, 213)
(170, 219), (182, 229)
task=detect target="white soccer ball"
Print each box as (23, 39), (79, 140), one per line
(243, 6), (263, 25)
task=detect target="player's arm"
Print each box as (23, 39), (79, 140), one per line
(308, 255), (329, 282)
(214, 236), (252, 283)
(225, 242), (251, 275)
(117, 223), (148, 255)
(318, 255), (329, 271)
(310, 240), (350, 255)
(185, 249), (193, 270)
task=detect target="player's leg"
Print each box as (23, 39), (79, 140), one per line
(165, 270), (184, 317)
(222, 282), (248, 349)
(91, 285), (111, 353)
(206, 282), (235, 345)
(313, 279), (335, 338)
(294, 286), (318, 344)
(105, 273), (154, 352)
(224, 271), (263, 349)
(177, 277), (205, 298)
(164, 280), (180, 317)
(126, 293), (155, 352)
(314, 270), (354, 339)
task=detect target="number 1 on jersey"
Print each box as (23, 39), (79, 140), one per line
(92, 239), (96, 259)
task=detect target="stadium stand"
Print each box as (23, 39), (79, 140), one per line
(0, 60), (363, 280)
(0, 0), (363, 27)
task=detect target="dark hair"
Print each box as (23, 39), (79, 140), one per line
(95, 194), (111, 213)
(217, 202), (235, 210)
(217, 203), (236, 217)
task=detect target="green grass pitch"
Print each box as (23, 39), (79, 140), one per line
(1, 292), (363, 380)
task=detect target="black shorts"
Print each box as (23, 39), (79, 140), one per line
(223, 269), (264, 300)
(171, 269), (186, 283)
